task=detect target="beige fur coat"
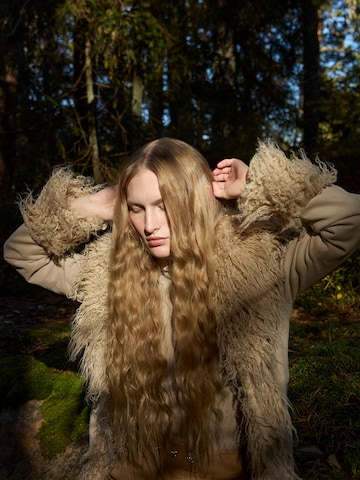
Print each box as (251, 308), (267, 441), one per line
(18, 142), (337, 480)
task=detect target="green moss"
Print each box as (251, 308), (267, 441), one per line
(38, 371), (89, 458)
(30, 325), (74, 370)
(0, 355), (88, 458)
(29, 325), (70, 345)
(0, 356), (55, 408)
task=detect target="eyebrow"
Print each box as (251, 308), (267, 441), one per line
(127, 198), (164, 207)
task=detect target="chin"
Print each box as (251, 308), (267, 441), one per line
(150, 247), (171, 259)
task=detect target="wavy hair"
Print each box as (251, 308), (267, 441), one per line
(106, 138), (224, 471)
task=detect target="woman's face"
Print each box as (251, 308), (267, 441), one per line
(127, 169), (171, 258)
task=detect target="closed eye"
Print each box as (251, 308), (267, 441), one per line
(128, 204), (143, 213)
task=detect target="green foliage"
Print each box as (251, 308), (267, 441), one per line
(295, 250), (360, 315)
(288, 250), (360, 478)
(289, 319), (360, 479)
(1, 0), (359, 191)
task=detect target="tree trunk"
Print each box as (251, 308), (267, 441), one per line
(0, 49), (18, 203)
(212, 4), (237, 140)
(73, 19), (89, 146)
(302, 0), (321, 155)
(132, 73), (144, 119)
(148, 71), (164, 137)
(85, 39), (102, 183)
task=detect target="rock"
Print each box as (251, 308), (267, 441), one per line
(0, 400), (88, 480)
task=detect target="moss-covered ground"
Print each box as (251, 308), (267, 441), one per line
(0, 290), (89, 462)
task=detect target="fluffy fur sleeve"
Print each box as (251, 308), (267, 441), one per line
(19, 167), (106, 262)
(238, 141), (337, 232)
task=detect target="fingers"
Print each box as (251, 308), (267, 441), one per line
(213, 158), (241, 178)
(212, 171), (230, 182)
(212, 165), (232, 183)
(216, 158), (238, 168)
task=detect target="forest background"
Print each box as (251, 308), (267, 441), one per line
(1, 0), (360, 193)
(0, 0), (360, 479)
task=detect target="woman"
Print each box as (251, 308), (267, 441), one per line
(4, 138), (360, 480)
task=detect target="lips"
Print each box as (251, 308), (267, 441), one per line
(147, 237), (167, 247)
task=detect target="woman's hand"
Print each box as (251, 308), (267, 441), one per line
(69, 184), (118, 221)
(212, 158), (250, 199)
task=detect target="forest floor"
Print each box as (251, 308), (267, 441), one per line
(0, 293), (87, 480)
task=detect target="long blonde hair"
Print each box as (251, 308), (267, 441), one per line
(106, 138), (224, 470)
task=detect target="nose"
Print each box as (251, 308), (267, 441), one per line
(144, 210), (160, 235)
